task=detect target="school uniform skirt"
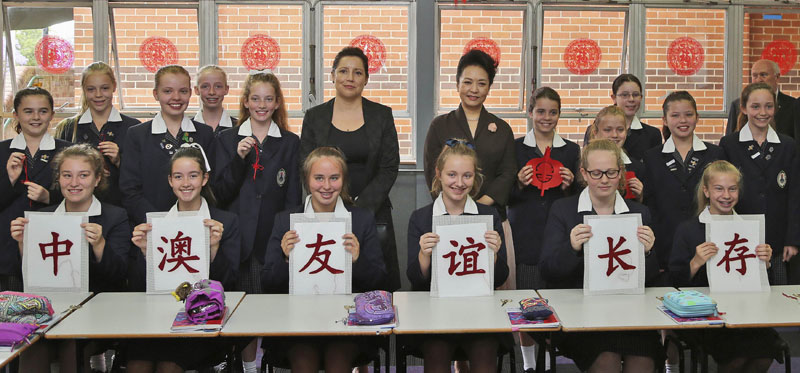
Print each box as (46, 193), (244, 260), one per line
(261, 336), (379, 367)
(679, 328), (782, 365)
(553, 330), (664, 371)
(236, 256), (262, 294)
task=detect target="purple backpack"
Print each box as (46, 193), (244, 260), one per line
(353, 290), (394, 325)
(183, 279), (225, 323)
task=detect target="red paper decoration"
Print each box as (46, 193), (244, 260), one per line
(761, 40), (797, 75)
(463, 37), (501, 66)
(624, 171), (636, 199)
(526, 147), (564, 196)
(667, 37), (705, 76)
(139, 36), (178, 73)
(563, 39), (601, 75)
(34, 36), (74, 75)
(241, 34), (281, 71)
(349, 35), (386, 74)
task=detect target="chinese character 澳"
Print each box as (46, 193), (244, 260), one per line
(443, 237), (487, 276)
(716, 233), (756, 275)
(597, 236), (636, 276)
(299, 233), (344, 274)
(157, 231), (200, 273)
(39, 232), (73, 276)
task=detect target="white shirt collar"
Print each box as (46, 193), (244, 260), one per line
(739, 123), (781, 144)
(237, 118), (282, 138)
(432, 193), (479, 216)
(78, 107), (122, 125)
(10, 132), (56, 151)
(150, 112), (196, 134)
(662, 134), (707, 153)
(193, 109), (233, 129)
(303, 195), (349, 218)
(630, 116), (643, 130)
(621, 151), (631, 165)
(698, 206), (739, 224)
(577, 187), (629, 214)
(54, 196), (102, 217)
(167, 197), (211, 219)
(522, 130), (567, 148)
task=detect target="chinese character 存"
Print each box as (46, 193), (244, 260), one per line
(716, 233), (756, 275)
(39, 232), (72, 276)
(299, 233), (343, 274)
(597, 236), (636, 276)
(157, 231), (200, 273)
(443, 237), (487, 276)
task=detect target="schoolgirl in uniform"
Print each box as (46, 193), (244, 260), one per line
(506, 87), (578, 372)
(642, 91), (723, 280)
(127, 147), (240, 372)
(539, 139), (661, 372)
(54, 61), (141, 206)
(261, 147), (385, 373)
(590, 105), (646, 201)
(407, 140), (509, 372)
(669, 160), (780, 372)
(12, 144), (131, 373)
(0, 87), (70, 291)
(719, 82), (800, 285)
(213, 71), (301, 373)
(119, 65), (215, 225)
(194, 65), (237, 133)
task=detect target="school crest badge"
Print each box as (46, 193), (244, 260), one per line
(777, 171), (787, 189)
(277, 168), (287, 187)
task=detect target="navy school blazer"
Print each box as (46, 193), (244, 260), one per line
(668, 216), (712, 288)
(261, 204), (387, 294)
(212, 126), (302, 264)
(406, 202), (509, 291)
(538, 194), (660, 289)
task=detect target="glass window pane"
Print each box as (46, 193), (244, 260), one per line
(218, 4), (303, 115)
(111, 7), (199, 109)
(743, 12), (800, 98)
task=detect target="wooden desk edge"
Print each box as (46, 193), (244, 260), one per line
(46, 331), (221, 339)
(221, 329), (392, 337)
(0, 334), (44, 368)
(560, 324), (723, 332)
(393, 328), (514, 335)
(724, 322), (800, 329)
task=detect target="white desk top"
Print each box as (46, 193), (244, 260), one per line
(221, 294), (391, 336)
(45, 292), (245, 339)
(683, 286), (800, 328)
(392, 290), (554, 334)
(538, 287), (706, 331)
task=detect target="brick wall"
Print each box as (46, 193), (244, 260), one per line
(743, 12), (800, 99)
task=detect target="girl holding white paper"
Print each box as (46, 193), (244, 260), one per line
(407, 140), (508, 372)
(0, 87), (71, 291)
(719, 82), (800, 285)
(126, 147), (240, 373)
(669, 160), (780, 372)
(539, 139), (662, 373)
(589, 105), (646, 201)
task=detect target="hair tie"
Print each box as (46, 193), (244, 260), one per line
(248, 69), (273, 76)
(180, 143), (211, 172)
(444, 138), (475, 150)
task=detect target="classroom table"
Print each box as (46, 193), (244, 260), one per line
(684, 285), (800, 328)
(0, 292), (92, 369)
(537, 287), (717, 331)
(221, 294), (391, 336)
(45, 292), (245, 339)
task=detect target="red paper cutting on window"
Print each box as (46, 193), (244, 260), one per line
(139, 37), (178, 73)
(526, 147), (564, 197)
(349, 35), (386, 74)
(241, 34), (281, 71)
(35, 36), (74, 75)
(463, 38), (501, 67)
(667, 37), (705, 76)
(761, 40), (797, 75)
(563, 39), (601, 75)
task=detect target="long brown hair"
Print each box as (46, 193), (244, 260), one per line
(237, 72), (288, 131)
(737, 82), (775, 132)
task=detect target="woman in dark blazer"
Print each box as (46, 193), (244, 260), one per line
(300, 47), (400, 291)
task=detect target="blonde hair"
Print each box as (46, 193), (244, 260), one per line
(430, 140), (484, 198)
(695, 160), (742, 216)
(238, 72), (288, 131)
(301, 147), (353, 204)
(579, 139), (627, 190)
(589, 105), (626, 141)
(197, 65), (227, 84)
(154, 65), (191, 90)
(56, 62), (117, 141)
(51, 144), (107, 192)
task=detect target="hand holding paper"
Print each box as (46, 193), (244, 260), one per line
(281, 230), (299, 258)
(132, 223), (151, 256)
(637, 225), (655, 253)
(570, 224), (592, 252)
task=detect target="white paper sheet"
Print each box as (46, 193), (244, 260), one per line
(706, 215), (769, 293)
(146, 212), (209, 294)
(432, 215), (494, 297)
(583, 214), (644, 295)
(23, 212), (89, 292)
(290, 213), (352, 295)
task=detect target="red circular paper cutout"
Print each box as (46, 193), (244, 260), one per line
(563, 39), (601, 75)
(463, 37), (501, 66)
(139, 37), (178, 73)
(667, 37), (705, 76)
(761, 40), (797, 75)
(349, 35), (386, 74)
(34, 36), (74, 74)
(241, 34), (281, 71)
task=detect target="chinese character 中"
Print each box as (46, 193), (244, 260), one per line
(299, 233), (344, 274)
(597, 236), (636, 276)
(716, 233), (756, 275)
(157, 231), (200, 273)
(39, 232), (73, 276)
(443, 237), (487, 276)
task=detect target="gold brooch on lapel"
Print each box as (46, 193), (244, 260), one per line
(747, 145), (754, 151)
(40, 154), (49, 162)
(488, 123), (497, 133)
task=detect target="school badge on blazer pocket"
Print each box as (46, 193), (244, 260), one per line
(777, 170), (787, 188)
(277, 168), (286, 187)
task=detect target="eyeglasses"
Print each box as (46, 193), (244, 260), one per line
(445, 138), (475, 150)
(616, 92), (642, 99)
(585, 169), (620, 179)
